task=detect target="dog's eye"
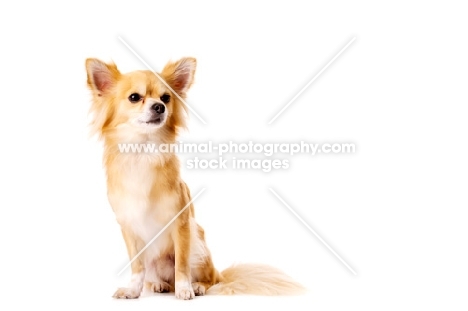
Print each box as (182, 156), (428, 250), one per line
(128, 93), (142, 103)
(160, 94), (170, 104)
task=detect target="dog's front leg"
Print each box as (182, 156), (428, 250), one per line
(173, 217), (194, 299)
(173, 187), (195, 300)
(113, 228), (145, 299)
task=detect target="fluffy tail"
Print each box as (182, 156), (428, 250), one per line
(206, 263), (306, 295)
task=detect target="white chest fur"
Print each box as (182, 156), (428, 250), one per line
(108, 153), (178, 255)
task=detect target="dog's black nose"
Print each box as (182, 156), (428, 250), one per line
(151, 103), (165, 114)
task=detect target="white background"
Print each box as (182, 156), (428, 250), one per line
(1, 1), (467, 310)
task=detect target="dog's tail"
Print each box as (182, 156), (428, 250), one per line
(206, 263), (306, 295)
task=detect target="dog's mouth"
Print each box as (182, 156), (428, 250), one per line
(136, 112), (166, 128)
(146, 117), (162, 125)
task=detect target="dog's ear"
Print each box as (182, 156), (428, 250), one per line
(86, 58), (121, 94)
(161, 57), (197, 96)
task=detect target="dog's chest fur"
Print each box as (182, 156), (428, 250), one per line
(108, 152), (179, 255)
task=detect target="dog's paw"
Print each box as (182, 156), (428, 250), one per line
(112, 287), (141, 299)
(192, 282), (206, 296)
(147, 281), (172, 293)
(175, 282), (194, 300)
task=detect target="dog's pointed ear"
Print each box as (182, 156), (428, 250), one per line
(161, 57), (197, 95)
(86, 58), (120, 94)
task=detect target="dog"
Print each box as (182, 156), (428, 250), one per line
(85, 57), (305, 299)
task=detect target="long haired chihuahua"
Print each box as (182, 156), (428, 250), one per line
(85, 57), (304, 299)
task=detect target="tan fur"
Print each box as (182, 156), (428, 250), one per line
(85, 57), (305, 300)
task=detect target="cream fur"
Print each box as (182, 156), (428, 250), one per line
(85, 57), (305, 300)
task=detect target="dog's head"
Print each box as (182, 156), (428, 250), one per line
(85, 57), (196, 142)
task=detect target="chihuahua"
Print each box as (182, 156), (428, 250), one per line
(85, 57), (304, 299)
